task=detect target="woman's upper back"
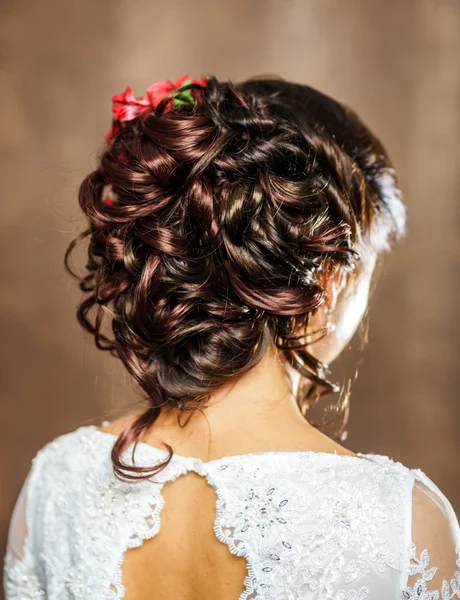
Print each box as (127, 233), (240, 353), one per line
(4, 424), (460, 600)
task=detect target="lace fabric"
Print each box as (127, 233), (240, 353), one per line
(402, 475), (460, 598)
(3, 425), (460, 599)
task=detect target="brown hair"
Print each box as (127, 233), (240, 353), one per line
(65, 75), (405, 480)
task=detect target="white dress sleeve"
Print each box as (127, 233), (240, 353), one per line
(3, 459), (46, 598)
(402, 469), (460, 598)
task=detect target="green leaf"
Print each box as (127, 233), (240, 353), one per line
(173, 79), (195, 107)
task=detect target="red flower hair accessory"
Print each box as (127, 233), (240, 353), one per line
(106, 74), (208, 141)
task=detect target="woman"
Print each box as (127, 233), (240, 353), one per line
(4, 75), (460, 599)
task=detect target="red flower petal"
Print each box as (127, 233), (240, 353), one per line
(111, 86), (150, 122)
(105, 122), (121, 142)
(112, 87), (137, 105)
(146, 80), (176, 108)
(171, 74), (192, 88)
(162, 100), (173, 114)
(146, 75), (207, 109)
(106, 76), (209, 140)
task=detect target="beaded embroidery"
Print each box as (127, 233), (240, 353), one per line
(401, 544), (460, 599)
(3, 426), (460, 599)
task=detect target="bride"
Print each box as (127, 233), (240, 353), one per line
(4, 74), (459, 599)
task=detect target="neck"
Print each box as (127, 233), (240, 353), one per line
(137, 345), (343, 458)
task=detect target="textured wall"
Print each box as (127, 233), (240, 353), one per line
(1, 0), (459, 585)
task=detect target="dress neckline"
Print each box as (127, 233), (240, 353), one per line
(87, 424), (373, 466)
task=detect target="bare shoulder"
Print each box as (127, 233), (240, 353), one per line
(306, 428), (359, 458)
(97, 409), (359, 460)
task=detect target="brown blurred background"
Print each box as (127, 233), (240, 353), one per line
(1, 0), (460, 586)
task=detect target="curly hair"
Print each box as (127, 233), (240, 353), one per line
(65, 75), (406, 481)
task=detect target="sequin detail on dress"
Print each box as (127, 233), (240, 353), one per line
(3, 426), (460, 599)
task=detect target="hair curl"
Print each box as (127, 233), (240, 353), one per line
(65, 75), (406, 481)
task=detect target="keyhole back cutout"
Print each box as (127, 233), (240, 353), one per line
(121, 471), (249, 600)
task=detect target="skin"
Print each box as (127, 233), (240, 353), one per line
(99, 249), (378, 600)
(102, 248), (377, 461)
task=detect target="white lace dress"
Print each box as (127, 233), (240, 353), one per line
(3, 425), (460, 599)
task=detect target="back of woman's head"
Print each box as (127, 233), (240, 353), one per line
(66, 74), (406, 479)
